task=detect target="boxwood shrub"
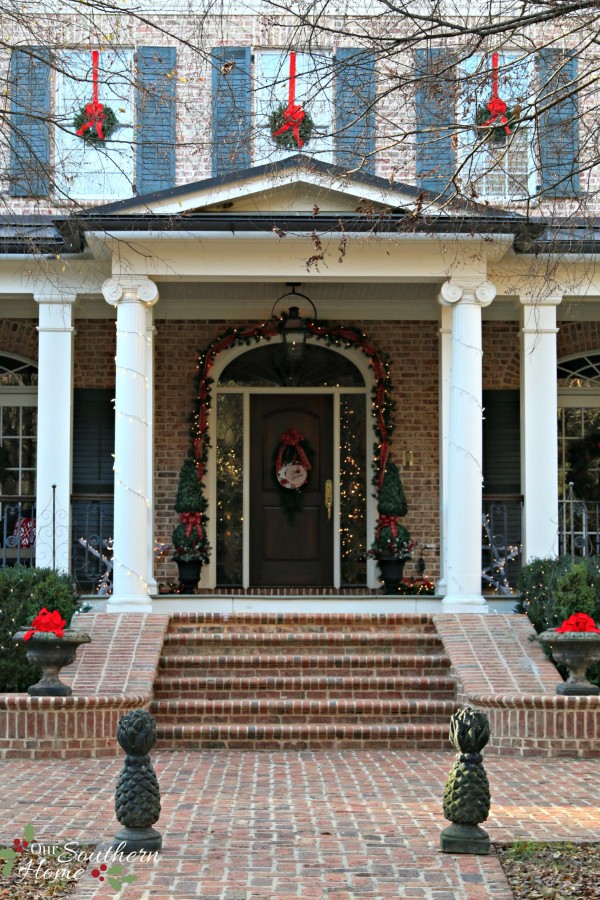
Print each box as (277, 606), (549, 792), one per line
(0, 566), (81, 693)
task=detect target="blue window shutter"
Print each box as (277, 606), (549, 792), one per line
(136, 47), (177, 194)
(211, 47), (251, 176)
(415, 48), (456, 194)
(334, 49), (376, 175)
(9, 48), (51, 197)
(538, 50), (579, 197)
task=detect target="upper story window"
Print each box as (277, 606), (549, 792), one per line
(458, 51), (535, 202)
(254, 51), (334, 165)
(54, 50), (134, 200)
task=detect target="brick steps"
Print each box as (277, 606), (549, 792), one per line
(150, 697), (458, 725)
(153, 673), (457, 700)
(154, 722), (451, 750)
(153, 613), (455, 749)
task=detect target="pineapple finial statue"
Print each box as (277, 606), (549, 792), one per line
(114, 709), (162, 852)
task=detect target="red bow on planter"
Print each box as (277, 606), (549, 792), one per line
(376, 515), (399, 539)
(179, 512), (204, 540)
(23, 608), (67, 641)
(271, 52), (306, 148)
(555, 612), (600, 633)
(76, 51), (107, 140)
(480, 52), (511, 135)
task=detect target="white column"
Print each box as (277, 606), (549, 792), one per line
(520, 295), (561, 561)
(437, 305), (452, 595)
(102, 276), (158, 610)
(146, 310), (158, 595)
(439, 279), (496, 612)
(34, 294), (76, 572)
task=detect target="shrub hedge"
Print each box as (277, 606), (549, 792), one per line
(0, 566), (81, 693)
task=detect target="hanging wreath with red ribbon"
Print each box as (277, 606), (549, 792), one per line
(475, 52), (520, 144)
(73, 50), (118, 143)
(269, 51), (315, 150)
(275, 428), (312, 490)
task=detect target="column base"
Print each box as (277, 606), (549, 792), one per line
(441, 595), (489, 614)
(435, 577), (447, 596)
(107, 595), (153, 613)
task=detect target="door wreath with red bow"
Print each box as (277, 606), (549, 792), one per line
(73, 50), (118, 144)
(274, 428), (313, 520)
(269, 52), (315, 150)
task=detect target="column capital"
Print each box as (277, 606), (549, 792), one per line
(519, 294), (562, 307)
(439, 279), (496, 308)
(103, 276), (159, 307)
(34, 292), (77, 306)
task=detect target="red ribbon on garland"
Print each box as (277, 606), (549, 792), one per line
(271, 52), (306, 148)
(76, 50), (107, 140)
(376, 515), (399, 539)
(275, 428), (312, 474)
(179, 512), (204, 540)
(480, 52), (511, 135)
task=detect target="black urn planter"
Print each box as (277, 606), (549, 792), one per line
(12, 630), (92, 696)
(537, 630), (600, 695)
(174, 558), (202, 594)
(377, 558), (406, 594)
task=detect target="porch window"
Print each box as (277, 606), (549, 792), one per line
(254, 51), (334, 165)
(54, 50), (134, 199)
(458, 52), (535, 201)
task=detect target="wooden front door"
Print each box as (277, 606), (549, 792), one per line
(250, 394), (334, 586)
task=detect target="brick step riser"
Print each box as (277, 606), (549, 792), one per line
(168, 615), (436, 635)
(159, 665), (450, 679)
(169, 625), (437, 636)
(153, 712), (456, 725)
(153, 688), (456, 700)
(162, 643), (444, 656)
(155, 737), (451, 750)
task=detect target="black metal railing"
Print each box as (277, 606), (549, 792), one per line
(71, 494), (114, 591)
(0, 496), (36, 567)
(559, 485), (600, 558)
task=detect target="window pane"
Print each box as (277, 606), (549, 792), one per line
(21, 407), (37, 436)
(1, 473), (18, 495)
(2, 407), (19, 436)
(216, 394), (244, 586)
(21, 439), (36, 468)
(340, 394), (367, 585)
(20, 472), (35, 496)
(55, 50), (134, 200)
(254, 51), (333, 165)
(2, 439), (19, 467)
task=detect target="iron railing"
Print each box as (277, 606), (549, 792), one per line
(558, 483), (600, 558)
(482, 495), (523, 593)
(0, 496), (36, 567)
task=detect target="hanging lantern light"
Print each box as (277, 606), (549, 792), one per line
(271, 283), (318, 378)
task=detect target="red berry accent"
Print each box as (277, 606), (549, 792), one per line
(91, 869), (100, 878)
(13, 839), (21, 847)
(22, 841), (28, 849)
(99, 876), (105, 882)
(100, 864), (108, 871)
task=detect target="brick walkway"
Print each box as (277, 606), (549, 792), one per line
(1, 750), (599, 899)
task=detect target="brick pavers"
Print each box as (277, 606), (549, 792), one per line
(1, 750), (598, 899)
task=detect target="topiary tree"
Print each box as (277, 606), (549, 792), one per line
(171, 459), (210, 563)
(0, 566), (81, 692)
(369, 461), (412, 559)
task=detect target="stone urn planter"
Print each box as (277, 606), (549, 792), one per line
(377, 558), (406, 594)
(12, 629), (92, 696)
(537, 630), (600, 696)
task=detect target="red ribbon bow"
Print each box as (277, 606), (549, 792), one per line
(276, 428), (311, 473)
(179, 512), (204, 540)
(271, 52), (306, 148)
(555, 612), (600, 633)
(376, 515), (399, 540)
(480, 52), (511, 135)
(76, 51), (107, 140)
(23, 608), (67, 641)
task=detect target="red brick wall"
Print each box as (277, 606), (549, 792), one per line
(0, 319), (38, 360)
(73, 319), (116, 389)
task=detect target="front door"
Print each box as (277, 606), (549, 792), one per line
(250, 394), (334, 586)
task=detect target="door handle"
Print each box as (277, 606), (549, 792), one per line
(325, 479), (333, 520)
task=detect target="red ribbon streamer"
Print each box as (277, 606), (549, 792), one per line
(76, 50), (107, 140)
(376, 515), (399, 540)
(180, 512), (203, 540)
(275, 428), (312, 474)
(271, 52), (306, 148)
(480, 52), (511, 135)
